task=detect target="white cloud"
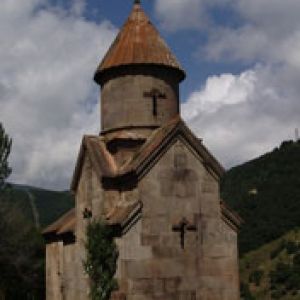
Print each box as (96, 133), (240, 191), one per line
(154, 0), (207, 31)
(154, 0), (231, 31)
(201, 0), (300, 69)
(0, 0), (117, 189)
(71, 0), (86, 16)
(201, 26), (269, 64)
(182, 71), (256, 117)
(183, 65), (300, 168)
(155, 0), (300, 168)
(236, 0), (300, 37)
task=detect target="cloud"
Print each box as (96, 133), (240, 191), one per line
(71, 0), (86, 16)
(201, 0), (300, 68)
(236, 0), (300, 37)
(182, 71), (256, 117)
(183, 65), (300, 168)
(155, 0), (300, 168)
(154, 0), (207, 31)
(2, 0), (299, 189)
(0, 0), (117, 189)
(154, 0), (231, 31)
(155, 0), (300, 69)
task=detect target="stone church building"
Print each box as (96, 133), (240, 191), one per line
(43, 1), (242, 299)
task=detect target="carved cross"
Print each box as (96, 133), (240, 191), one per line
(172, 217), (197, 249)
(143, 88), (166, 116)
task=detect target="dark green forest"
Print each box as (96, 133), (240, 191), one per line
(221, 140), (300, 255)
(0, 123), (73, 299)
(8, 185), (74, 228)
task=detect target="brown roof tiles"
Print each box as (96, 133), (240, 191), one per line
(95, 2), (185, 83)
(43, 208), (75, 235)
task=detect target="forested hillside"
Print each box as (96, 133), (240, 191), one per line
(240, 228), (300, 299)
(221, 140), (300, 255)
(6, 184), (74, 229)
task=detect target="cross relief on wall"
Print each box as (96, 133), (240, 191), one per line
(143, 88), (166, 116)
(172, 216), (198, 249)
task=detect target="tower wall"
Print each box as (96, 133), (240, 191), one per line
(100, 67), (180, 133)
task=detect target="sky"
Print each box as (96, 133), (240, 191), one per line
(0, 0), (299, 190)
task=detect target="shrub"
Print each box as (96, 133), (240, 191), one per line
(285, 241), (299, 255)
(286, 273), (300, 291)
(84, 220), (119, 300)
(249, 270), (264, 286)
(271, 289), (285, 299)
(293, 253), (300, 267)
(270, 262), (292, 286)
(270, 242), (286, 259)
(240, 282), (255, 300)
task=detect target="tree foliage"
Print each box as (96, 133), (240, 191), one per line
(222, 140), (300, 254)
(84, 220), (119, 300)
(0, 196), (45, 299)
(240, 282), (255, 300)
(0, 123), (45, 299)
(249, 269), (264, 286)
(0, 123), (12, 189)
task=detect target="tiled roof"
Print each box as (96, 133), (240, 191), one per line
(71, 117), (225, 192)
(221, 201), (243, 231)
(43, 208), (75, 235)
(94, 1), (185, 83)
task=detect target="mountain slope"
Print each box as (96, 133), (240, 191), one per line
(6, 184), (74, 228)
(240, 228), (300, 299)
(221, 140), (300, 255)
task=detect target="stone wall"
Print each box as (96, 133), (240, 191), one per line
(46, 242), (63, 300)
(115, 139), (240, 300)
(62, 244), (77, 300)
(101, 72), (179, 132)
(46, 138), (239, 300)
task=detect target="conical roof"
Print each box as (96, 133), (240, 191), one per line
(94, 1), (185, 83)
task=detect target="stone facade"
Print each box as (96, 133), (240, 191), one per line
(114, 139), (240, 299)
(43, 1), (241, 299)
(101, 68), (180, 132)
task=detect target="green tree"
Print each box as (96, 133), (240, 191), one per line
(84, 220), (119, 300)
(249, 269), (264, 286)
(0, 124), (45, 299)
(0, 123), (12, 189)
(240, 282), (255, 300)
(0, 199), (45, 299)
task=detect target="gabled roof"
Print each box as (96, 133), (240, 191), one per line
(94, 1), (185, 83)
(71, 117), (225, 191)
(221, 201), (243, 232)
(106, 200), (143, 234)
(120, 116), (225, 179)
(71, 135), (118, 191)
(43, 208), (75, 242)
(46, 120), (241, 242)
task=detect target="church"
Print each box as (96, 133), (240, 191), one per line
(43, 1), (242, 299)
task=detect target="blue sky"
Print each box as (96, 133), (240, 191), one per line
(0, 0), (299, 189)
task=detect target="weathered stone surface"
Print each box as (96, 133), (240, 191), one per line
(115, 140), (240, 299)
(101, 73), (179, 132)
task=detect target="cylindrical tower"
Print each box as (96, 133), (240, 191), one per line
(94, 1), (185, 138)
